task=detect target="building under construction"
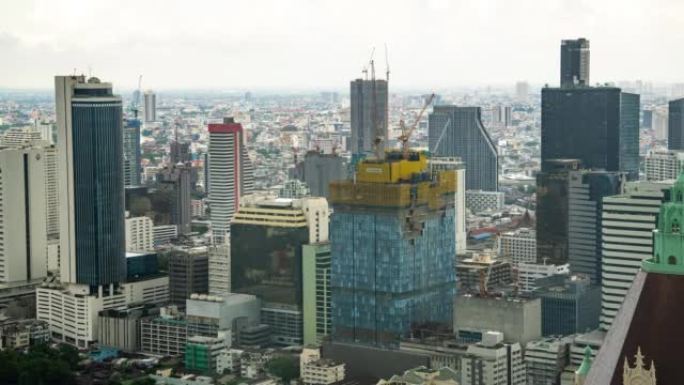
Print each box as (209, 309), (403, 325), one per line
(329, 150), (457, 348)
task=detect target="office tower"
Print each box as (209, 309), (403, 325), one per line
(157, 164), (192, 235)
(231, 195), (329, 345)
(208, 244), (230, 296)
(125, 216), (154, 252)
(642, 108), (653, 129)
(350, 78), (388, 157)
(170, 140), (191, 164)
(515, 81), (529, 103)
(644, 149), (684, 181)
(536, 275), (601, 336)
(560, 38), (590, 87)
(541, 87), (640, 180)
(599, 180), (671, 331)
(0, 146), (48, 284)
(536, 159), (580, 265)
(54, 75), (125, 286)
(123, 118), (141, 187)
(567, 170), (625, 284)
(144, 90), (156, 122)
(302, 242), (331, 345)
(669, 97), (684, 149)
(524, 336), (573, 385)
(294, 151), (348, 199)
(207, 117), (254, 244)
(653, 106), (669, 141)
(330, 151), (456, 347)
(586, 174), (684, 384)
(429, 106), (498, 191)
(168, 247), (209, 306)
(430, 156), (467, 254)
(499, 228), (537, 265)
(460, 332), (526, 385)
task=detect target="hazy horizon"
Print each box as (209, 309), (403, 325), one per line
(2, 0), (683, 90)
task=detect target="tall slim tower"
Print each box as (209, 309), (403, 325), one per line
(143, 90), (156, 123)
(123, 118), (141, 187)
(560, 38), (590, 87)
(350, 78), (388, 157)
(668, 98), (684, 150)
(429, 106), (498, 191)
(207, 117), (254, 244)
(55, 75), (126, 287)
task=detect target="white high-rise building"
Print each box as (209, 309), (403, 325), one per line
(209, 244), (231, 296)
(0, 145), (49, 284)
(600, 180), (671, 330)
(644, 149), (684, 181)
(499, 228), (536, 265)
(460, 331), (526, 385)
(431, 157), (467, 253)
(144, 90), (156, 122)
(207, 117), (254, 245)
(653, 106), (668, 141)
(125, 216), (154, 252)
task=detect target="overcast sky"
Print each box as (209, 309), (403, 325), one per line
(1, 0), (682, 90)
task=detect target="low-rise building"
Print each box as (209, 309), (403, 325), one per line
(0, 319), (50, 350)
(460, 331), (525, 385)
(186, 293), (260, 340)
(536, 275), (601, 336)
(300, 346), (345, 385)
(185, 332), (230, 374)
(456, 251), (511, 293)
(98, 304), (160, 352)
(524, 336), (573, 385)
(517, 263), (569, 293)
(140, 306), (188, 356)
(499, 228), (536, 265)
(377, 366), (460, 385)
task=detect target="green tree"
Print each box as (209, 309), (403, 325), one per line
(131, 377), (156, 385)
(266, 356), (300, 383)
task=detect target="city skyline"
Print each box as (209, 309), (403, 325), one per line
(1, 0), (684, 90)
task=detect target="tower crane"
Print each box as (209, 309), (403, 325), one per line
(397, 93), (435, 159)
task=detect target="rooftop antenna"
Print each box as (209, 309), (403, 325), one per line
(384, 43), (390, 82)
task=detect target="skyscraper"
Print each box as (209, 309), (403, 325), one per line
(567, 170), (625, 284)
(207, 117), (254, 244)
(350, 78), (388, 157)
(429, 106), (498, 191)
(560, 38), (590, 87)
(144, 90), (156, 122)
(668, 97), (684, 150)
(123, 118), (141, 187)
(541, 87), (640, 180)
(55, 75), (126, 287)
(0, 145), (48, 284)
(157, 164), (192, 235)
(294, 151), (348, 199)
(330, 151), (456, 347)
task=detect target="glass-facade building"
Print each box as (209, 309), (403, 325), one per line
(536, 276), (601, 336)
(669, 98), (684, 150)
(123, 118), (141, 187)
(69, 79), (126, 286)
(541, 87), (640, 181)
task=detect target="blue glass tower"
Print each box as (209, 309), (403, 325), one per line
(56, 76), (126, 287)
(330, 151), (457, 347)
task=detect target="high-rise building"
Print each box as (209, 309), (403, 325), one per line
(599, 180), (671, 331)
(302, 242), (332, 346)
(207, 117), (254, 245)
(430, 156), (467, 254)
(536, 159), (581, 265)
(429, 106), (498, 191)
(208, 244), (230, 296)
(123, 118), (141, 187)
(499, 228), (537, 265)
(231, 195), (328, 346)
(350, 78), (388, 157)
(168, 247), (209, 306)
(654, 106), (669, 141)
(644, 149), (684, 181)
(524, 336), (573, 385)
(541, 87), (640, 180)
(560, 38), (590, 87)
(460, 331), (526, 385)
(125, 216), (154, 252)
(465, 190), (505, 214)
(170, 140), (192, 165)
(55, 75), (125, 287)
(541, 87), (639, 179)
(143, 90), (156, 123)
(668, 97), (684, 150)
(294, 151), (348, 199)
(536, 275), (601, 336)
(330, 151), (456, 347)
(0, 145), (49, 284)
(157, 164), (192, 235)
(515, 81), (529, 103)
(567, 170), (625, 284)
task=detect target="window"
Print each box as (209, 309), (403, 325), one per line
(669, 255), (677, 265)
(673, 220), (681, 233)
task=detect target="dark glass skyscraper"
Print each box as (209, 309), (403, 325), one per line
(350, 78), (388, 157)
(428, 106), (498, 191)
(55, 75), (126, 287)
(123, 118), (141, 187)
(541, 87), (640, 180)
(668, 98), (684, 150)
(560, 38), (590, 87)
